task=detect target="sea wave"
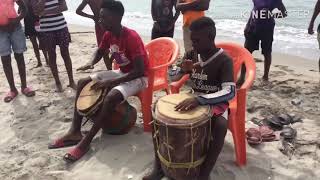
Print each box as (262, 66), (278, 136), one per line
(63, 10), (319, 60)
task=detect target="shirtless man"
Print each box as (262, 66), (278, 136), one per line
(76, 0), (112, 70)
(151, 0), (180, 39)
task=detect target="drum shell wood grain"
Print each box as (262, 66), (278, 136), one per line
(154, 94), (211, 180)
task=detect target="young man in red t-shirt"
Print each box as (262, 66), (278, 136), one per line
(48, 0), (149, 162)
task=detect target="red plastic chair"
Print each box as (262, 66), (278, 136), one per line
(170, 42), (256, 166)
(114, 37), (179, 132)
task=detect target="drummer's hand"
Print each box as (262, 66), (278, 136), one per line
(175, 97), (199, 111)
(91, 79), (114, 90)
(181, 59), (194, 73)
(77, 64), (94, 71)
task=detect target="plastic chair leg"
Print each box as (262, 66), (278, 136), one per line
(232, 90), (247, 166)
(231, 117), (246, 166)
(139, 94), (153, 132)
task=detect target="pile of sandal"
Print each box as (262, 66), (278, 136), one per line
(264, 114), (302, 131)
(246, 125), (276, 145)
(247, 114), (301, 149)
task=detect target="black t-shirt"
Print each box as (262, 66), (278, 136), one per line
(318, 24), (320, 33)
(183, 49), (234, 94)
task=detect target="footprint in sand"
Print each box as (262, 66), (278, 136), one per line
(309, 69), (318, 72)
(271, 70), (287, 76)
(273, 85), (296, 95)
(247, 105), (265, 114)
(274, 65), (294, 73)
(24, 153), (50, 168)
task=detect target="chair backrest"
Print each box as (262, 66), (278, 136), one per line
(216, 42), (256, 89)
(145, 37), (179, 83)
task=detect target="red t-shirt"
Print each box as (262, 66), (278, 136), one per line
(99, 26), (149, 76)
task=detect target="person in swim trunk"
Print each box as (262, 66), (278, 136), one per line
(239, 0), (287, 85)
(308, 0), (320, 72)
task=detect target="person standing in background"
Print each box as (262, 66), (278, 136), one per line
(240, 0), (287, 85)
(23, 0), (48, 67)
(151, 0), (180, 39)
(308, 0), (320, 72)
(176, 0), (211, 52)
(0, 0), (36, 102)
(32, 0), (76, 92)
(76, 0), (112, 70)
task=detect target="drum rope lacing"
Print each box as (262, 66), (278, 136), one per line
(152, 108), (213, 170)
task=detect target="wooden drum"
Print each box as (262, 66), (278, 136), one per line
(77, 81), (137, 135)
(153, 94), (212, 180)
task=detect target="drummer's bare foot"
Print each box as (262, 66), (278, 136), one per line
(55, 83), (63, 92)
(67, 81), (77, 90)
(142, 163), (164, 180)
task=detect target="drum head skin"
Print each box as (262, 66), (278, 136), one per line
(77, 81), (103, 112)
(155, 94), (210, 125)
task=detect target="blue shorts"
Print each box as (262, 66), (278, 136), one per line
(0, 23), (27, 56)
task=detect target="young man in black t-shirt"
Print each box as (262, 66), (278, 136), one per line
(143, 17), (236, 180)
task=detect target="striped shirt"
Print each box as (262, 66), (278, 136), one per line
(39, 0), (67, 32)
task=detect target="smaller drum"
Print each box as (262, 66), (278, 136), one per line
(77, 81), (105, 117)
(153, 94), (212, 180)
(77, 81), (137, 135)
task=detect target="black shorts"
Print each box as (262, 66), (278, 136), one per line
(244, 27), (274, 55)
(39, 27), (71, 51)
(151, 25), (174, 40)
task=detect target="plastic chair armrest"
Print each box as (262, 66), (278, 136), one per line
(240, 68), (255, 90)
(150, 61), (174, 71)
(170, 74), (190, 90)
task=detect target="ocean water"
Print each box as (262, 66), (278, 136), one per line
(65, 0), (320, 61)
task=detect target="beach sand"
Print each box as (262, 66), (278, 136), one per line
(0, 24), (319, 180)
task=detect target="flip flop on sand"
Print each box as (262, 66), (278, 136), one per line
(280, 127), (297, 139)
(265, 114), (303, 131)
(260, 126), (277, 142)
(280, 127), (297, 159)
(265, 116), (284, 131)
(4, 91), (18, 103)
(21, 87), (35, 97)
(246, 128), (262, 145)
(48, 138), (81, 149)
(63, 146), (89, 163)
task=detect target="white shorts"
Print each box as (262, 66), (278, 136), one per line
(90, 70), (148, 100)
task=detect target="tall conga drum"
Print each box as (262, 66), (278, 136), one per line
(153, 94), (212, 180)
(77, 81), (137, 135)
